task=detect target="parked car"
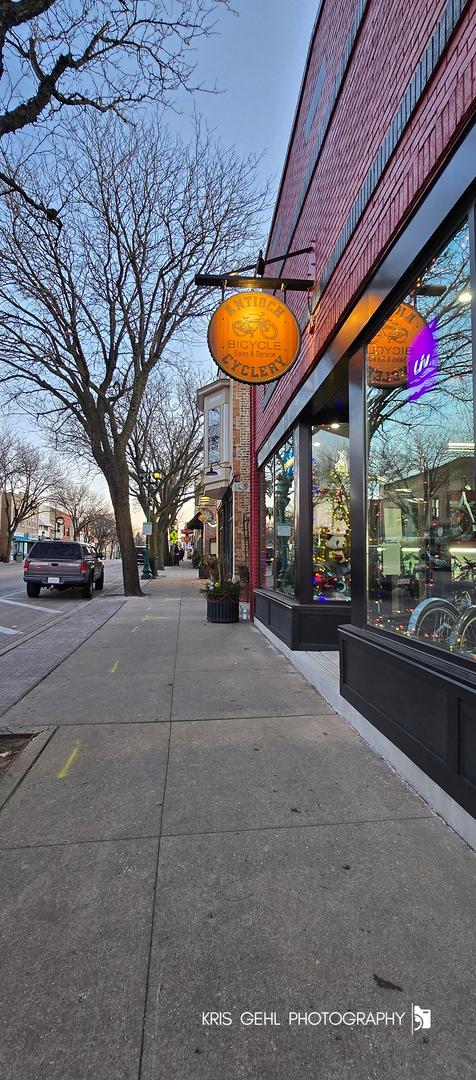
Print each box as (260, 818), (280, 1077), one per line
(135, 546), (146, 563)
(23, 541), (104, 599)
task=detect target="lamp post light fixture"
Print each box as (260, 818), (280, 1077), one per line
(139, 467), (160, 580)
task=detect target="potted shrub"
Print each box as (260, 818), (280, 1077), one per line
(199, 555), (218, 580)
(202, 559), (241, 623)
(237, 564), (250, 602)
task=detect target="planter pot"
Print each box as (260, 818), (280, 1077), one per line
(198, 566), (209, 579)
(206, 597), (240, 623)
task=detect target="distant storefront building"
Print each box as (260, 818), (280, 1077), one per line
(197, 375), (250, 584)
(250, 0), (476, 828)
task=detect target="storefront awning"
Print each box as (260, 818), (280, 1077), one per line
(186, 513), (204, 530)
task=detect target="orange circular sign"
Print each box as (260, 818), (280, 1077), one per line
(207, 291), (301, 384)
(368, 302), (426, 388)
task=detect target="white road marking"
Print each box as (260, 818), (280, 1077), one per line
(0, 596), (67, 613)
(0, 596), (49, 610)
(0, 625), (20, 635)
(0, 594), (83, 613)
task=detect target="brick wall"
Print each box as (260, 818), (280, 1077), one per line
(255, 0), (476, 450)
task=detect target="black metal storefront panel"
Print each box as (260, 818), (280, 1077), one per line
(340, 626), (476, 818)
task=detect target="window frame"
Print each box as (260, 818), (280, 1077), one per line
(360, 201), (476, 667)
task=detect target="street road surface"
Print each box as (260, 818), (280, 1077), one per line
(0, 560), (125, 650)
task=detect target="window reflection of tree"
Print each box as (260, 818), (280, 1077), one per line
(367, 222), (474, 617)
(312, 446), (350, 528)
(274, 442), (295, 594)
(368, 224), (472, 440)
(207, 407), (221, 464)
(264, 460), (274, 586)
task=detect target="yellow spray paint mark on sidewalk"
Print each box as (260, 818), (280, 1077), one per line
(131, 625), (138, 634)
(57, 742), (80, 780)
(110, 660), (119, 673)
(142, 615), (170, 621)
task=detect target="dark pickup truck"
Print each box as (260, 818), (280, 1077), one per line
(23, 541), (104, 600)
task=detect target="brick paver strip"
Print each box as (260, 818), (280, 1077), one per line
(0, 599), (125, 719)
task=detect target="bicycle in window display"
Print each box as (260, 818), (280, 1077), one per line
(407, 555), (476, 654)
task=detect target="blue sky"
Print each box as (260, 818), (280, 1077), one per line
(179, 0), (317, 378)
(7, 3), (317, 504)
(181, 2), (316, 190)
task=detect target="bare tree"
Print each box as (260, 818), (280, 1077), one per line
(0, 117), (267, 593)
(51, 478), (108, 540)
(0, 0), (232, 217)
(0, 429), (58, 560)
(86, 509), (118, 555)
(128, 370), (202, 569)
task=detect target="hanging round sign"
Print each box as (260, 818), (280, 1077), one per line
(198, 507), (216, 526)
(368, 302), (426, 388)
(207, 291), (301, 384)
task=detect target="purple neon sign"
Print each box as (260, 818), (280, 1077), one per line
(407, 317), (439, 401)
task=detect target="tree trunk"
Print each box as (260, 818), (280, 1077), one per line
(156, 526), (165, 571)
(4, 532), (12, 562)
(103, 462), (142, 596)
(149, 516), (158, 576)
(163, 529), (172, 565)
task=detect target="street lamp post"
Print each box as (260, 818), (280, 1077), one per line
(139, 467), (160, 581)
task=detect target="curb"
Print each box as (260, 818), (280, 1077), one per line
(0, 727), (56, 813)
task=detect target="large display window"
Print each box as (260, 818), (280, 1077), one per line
(366, 219), (476, 658)
(260, 436), (295, 596)
(262, 458), (274, 589)
(312, 424), (351, 601)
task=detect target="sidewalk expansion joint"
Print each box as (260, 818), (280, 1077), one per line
(0, 833), (162, 851)
(159, 814), (435, 840)
(0, 815), (435, 852)
(136, 575), (183, 1080)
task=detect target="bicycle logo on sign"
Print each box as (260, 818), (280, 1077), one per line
(232, 315), (278, 340)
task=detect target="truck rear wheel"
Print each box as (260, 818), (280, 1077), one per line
(82, 574), (94, 600)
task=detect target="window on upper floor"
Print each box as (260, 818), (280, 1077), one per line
(207, 406), (221, 464)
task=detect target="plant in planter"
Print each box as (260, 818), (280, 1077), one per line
(198, 554), (219, 580)
(237, 563), (250, 602)
(202, 558), (241, 623)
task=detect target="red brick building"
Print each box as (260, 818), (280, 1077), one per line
(250, 0), (476, 830)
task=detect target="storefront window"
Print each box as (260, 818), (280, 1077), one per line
(312, 425), (351, 601)
(367, 219), (475, 659)
(263, 459), (274, 588)
(260, 437), (296, 595)
(274, 438), (295, 595)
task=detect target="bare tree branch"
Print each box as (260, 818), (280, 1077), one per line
(0, 427), (60, 559)
(0, 114), (267, 592)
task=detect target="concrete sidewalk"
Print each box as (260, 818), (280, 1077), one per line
(0, 568), (474, 1080)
